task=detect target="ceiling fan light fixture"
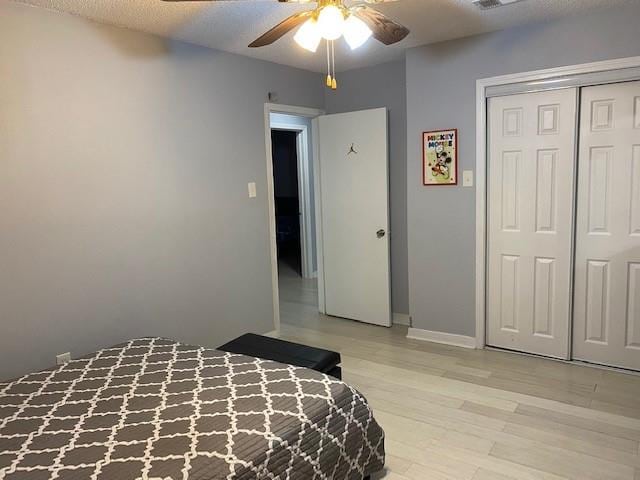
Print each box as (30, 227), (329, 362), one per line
(234, 0), (410, 90)
(317, 5), (345, 40)
(294, 18), (322, 52)
(342, 14), (372, 50)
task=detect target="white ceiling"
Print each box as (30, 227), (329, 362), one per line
(13, 0), (634, 72)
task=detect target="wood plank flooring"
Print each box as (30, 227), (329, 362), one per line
(275, 264), (640, 479)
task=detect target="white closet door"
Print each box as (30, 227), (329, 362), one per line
(487, 89), (578, 358)
(573, 81), (640, 371)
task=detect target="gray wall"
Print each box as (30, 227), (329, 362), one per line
(406, 2), (640, 337)
(324, 60), (409, 315)
(0, 1), (324, 380)
(5, 1), (639, 381)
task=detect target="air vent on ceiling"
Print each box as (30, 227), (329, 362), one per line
(472, 0), (525, 10)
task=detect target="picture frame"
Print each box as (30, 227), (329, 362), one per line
(423, 129), (458, 186)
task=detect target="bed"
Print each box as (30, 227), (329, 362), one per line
(0, 338), (385, 479)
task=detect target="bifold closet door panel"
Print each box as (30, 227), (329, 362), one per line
(487, 88), (578, 359)
(573, 80), (640, 371)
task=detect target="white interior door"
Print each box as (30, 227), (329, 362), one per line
(487, 88), (578, 358)
(572, 80), (640, 371)
(318, 108), (391, 327)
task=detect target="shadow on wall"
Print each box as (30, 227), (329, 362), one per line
(82, 1), (312, 58)
(87, 20), (172, 57)
(88, 21), (236, 62)
(79, 7), (254, 68)
(418, 19), (579, 67)
(73, 1), (214, 58)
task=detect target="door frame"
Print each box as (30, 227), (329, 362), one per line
(475, 56), (640, 350)
(264, 103), (325, 333)
(270, 120), (314, 279)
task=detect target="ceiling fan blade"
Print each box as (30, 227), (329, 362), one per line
(161, 0), (254, 2)
(162, 0), (311, 2)
(353, 6), (409, 45)
(248, 11), (313, 47)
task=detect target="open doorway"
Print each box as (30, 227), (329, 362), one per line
(269, 113), (317, 280)
(271, 129), (303, 276)
(267, 109), (321, 331)
(265, 104), (392, 333)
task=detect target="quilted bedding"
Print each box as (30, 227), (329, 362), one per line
(0, 338), (385, 479)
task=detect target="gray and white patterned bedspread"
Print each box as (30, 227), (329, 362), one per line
(0, 338), (385, 479)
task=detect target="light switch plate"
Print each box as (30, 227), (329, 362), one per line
(463, 170), (474, 187)
(247, 182), (257, 198)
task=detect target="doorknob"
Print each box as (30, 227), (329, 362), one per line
(376, 229), (386, 239)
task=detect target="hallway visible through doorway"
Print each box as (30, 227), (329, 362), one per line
(271, 130), (303, 276)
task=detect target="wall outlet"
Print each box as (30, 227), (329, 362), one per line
(56, 352), (71, 365)
(247, 182), (257, 198)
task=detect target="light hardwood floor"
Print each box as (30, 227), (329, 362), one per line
(275, 264), (640, 480)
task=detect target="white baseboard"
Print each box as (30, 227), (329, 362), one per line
(406, 328), (476, 349)
(392, 313), (411, 326)
(264, 329), (280, 338)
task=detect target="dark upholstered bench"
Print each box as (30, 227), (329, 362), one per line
(218, 333), (342, 380)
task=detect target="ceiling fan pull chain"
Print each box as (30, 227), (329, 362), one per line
(331, 40), (337, 90)
(325, 39), (332, 87)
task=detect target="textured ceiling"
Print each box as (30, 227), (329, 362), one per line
(12, 0), (635, 72)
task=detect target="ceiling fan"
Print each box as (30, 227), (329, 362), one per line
(162, 0), (410, 89)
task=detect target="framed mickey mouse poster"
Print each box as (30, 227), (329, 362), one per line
(423, 129), (458, 186)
